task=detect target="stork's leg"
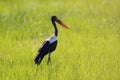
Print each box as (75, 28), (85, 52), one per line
(47, 53), (51, 64)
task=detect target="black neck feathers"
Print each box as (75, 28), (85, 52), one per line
(51, 16), (58, 36)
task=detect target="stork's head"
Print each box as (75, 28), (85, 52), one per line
(51, 16), (69, 29)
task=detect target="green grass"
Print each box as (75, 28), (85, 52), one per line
(0, 0), (120, 80)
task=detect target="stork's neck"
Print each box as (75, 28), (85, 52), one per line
(51, 18), (58, 36)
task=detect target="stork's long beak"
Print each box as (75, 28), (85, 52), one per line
(55, 18), (69, 29)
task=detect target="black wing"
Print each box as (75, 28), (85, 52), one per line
(34, 41), (50, 64)
(49, 40), (58, 53)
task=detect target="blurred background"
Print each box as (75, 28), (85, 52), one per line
(0, 0), (120, 80)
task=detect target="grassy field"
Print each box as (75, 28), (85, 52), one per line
(0, 0), (120, 80)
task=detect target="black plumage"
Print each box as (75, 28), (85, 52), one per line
(34, 40), (57, 64)
(34, 16), (69, 65)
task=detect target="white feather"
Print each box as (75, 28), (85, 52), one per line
(46, 35), (57, 43)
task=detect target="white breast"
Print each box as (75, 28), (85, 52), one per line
(46, 35), (57, 43)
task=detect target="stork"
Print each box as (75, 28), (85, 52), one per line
(34, 16), (69, 65)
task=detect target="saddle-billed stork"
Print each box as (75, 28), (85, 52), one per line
(34, 16), (69, 65)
